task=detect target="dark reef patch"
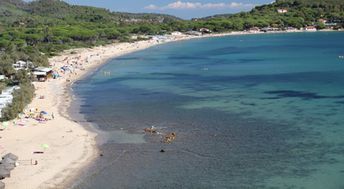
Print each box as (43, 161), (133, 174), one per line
(264, 90), (344, 100)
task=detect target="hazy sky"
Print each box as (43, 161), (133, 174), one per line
(63, 0), (273, 19)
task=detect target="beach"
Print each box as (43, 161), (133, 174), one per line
(0, 33), (217, 188)
(0, 30), (340, 189)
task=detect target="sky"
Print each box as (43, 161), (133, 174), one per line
(63, 0), (274, 19)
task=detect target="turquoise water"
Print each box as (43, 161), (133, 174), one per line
(71, 32), (344, 189)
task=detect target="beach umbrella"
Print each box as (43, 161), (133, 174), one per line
(40, 111), (48, 115)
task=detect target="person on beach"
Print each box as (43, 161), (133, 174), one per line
(51, 113), (55, 120)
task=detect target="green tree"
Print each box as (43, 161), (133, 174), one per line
(316, 22), (326, 29)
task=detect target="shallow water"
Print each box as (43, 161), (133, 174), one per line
(70, 32), (344, 189)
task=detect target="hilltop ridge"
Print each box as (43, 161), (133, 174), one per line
(0, 0), (181, 25)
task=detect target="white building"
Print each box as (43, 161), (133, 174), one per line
(249, 27), (261, 33)
(12, 60), (33, 71)
(305, 26), (317, 31)
(261, 27), (280, 32)
(277, 9), (288, 13)
(171, 31), (183, 36)
(199, 28), (212, 33)
(185, 31), (202, 36)
(32, 67), (53, 82)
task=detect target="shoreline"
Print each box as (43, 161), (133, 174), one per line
(0, 30), (341, 188)
(0, 35), (195, 189)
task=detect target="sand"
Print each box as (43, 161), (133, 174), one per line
(0, 30), (312, 189)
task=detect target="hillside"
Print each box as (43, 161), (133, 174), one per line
(253, 0), (344, 23)
(196, 0), (344, 31)
(0, 0), (181, 57)
(276, 0), (344, 6)
(0, 0), (180, 25)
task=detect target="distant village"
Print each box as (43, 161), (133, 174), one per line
(134, 17), (342, 43)
(134, 8), (343, 41)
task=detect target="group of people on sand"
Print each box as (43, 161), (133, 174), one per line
(54, 53), (96, 78)
(24, 108), (54, 122)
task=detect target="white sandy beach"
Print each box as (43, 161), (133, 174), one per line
(0, 29), (326, 188)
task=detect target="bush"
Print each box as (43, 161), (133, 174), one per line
(0, 82), (35, 121)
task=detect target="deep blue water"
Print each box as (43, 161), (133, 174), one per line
(71, 32), (344, 189)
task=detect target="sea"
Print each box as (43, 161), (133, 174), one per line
(69, 32), (344, 189)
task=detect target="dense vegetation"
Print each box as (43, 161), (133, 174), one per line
(0, 0), (180, 55)
(193, 0), (344, 32)
(0, 0), (343, 120)
(0, 82), (34, 121)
